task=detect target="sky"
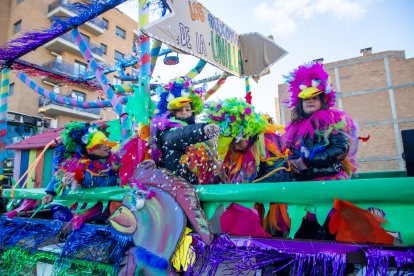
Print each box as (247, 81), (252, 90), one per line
(118, 0), (414, 120)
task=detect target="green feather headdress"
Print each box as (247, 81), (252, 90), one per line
(205, 98), (267, 139)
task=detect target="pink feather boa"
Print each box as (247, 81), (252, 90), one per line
(284, 109), (358, 150)
(284, 109), (359, 178)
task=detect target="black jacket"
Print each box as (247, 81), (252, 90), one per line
(255, 158), (293, 183)
(252, 134), (293, 183)
(228, 134), (292, 184)
(291, 132), (350, 180)
(158, 121), (208, 184)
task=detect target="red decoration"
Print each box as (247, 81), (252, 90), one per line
(358, 135), (371, 142)
(329, 198), (394, 245)
(245, 91), (252, 104)
(119, 137), (149, 187)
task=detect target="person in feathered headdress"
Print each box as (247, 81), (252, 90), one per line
(205, 98), (291, 184)
(43, 122), (120, 201)
(282, 63), (395, 244)
(205, 98), (292, 238)
(41, 122), (120, 229)
(150, 76), (220, 184)
(283, 62), (359, 181)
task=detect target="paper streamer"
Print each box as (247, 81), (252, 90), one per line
(113, 84), (134, 94)
(0, 0), (128, 66)
(113, 84), (160, 94)
(150, 40), (162, 76)
(16, 71), (114, 109)
(71, 28), (132, 140)
(185, 60), (207, 79)
(204, 72), (229, 100)
(133, 0), (152, 136)
(0, 69), (10, 175)
(118, 41), (163, 81)
(0, 69), (10, 141)
(71, 28), (124, 115)
(245, 77), (252, 104)
(138, 0), (151, 78)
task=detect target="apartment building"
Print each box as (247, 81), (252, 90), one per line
(277, 49), (414, 172)
(0, 0), (138, 128)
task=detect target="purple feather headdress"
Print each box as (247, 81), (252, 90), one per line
(284, 62), (336, 108)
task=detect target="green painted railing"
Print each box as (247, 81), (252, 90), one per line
(3, 174), (414, 245)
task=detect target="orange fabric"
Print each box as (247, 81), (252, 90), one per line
(138, 125), (150, 140)
(329, 198), (394, 244)
(34, 149), (45, 188)
(279, 203), (291, 229)
(109, 201), (122, 214)
(262, 203), (291, 237)
(222, 151), (243, 182)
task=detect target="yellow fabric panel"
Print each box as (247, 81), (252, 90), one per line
(26, 150), (37, 188)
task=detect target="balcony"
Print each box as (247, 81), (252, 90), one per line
(48, 0), (106, 35)
(39, 96), (101, 120)
(41, 59), (104, 90)
(43, 59), (92, 79)
(44, 32), (105, 62)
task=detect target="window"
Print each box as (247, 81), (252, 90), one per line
(81, 33), (90, 44)
(53, 85), (60, 94)
(9, 83), (14, 96)
(100, 43), (107, 55)
(112, 76), (122, 85)
(74, 60), (87, 76)
(114, 50), (124, 61)
(115, 26), (126, 39)
(71, 90), (86, 101)
(13, 20), (22, 34)
(16, 0), (25, 4)
(132, 42), (138, 54)
(102, 18), (109, 30)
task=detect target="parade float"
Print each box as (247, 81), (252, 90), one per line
(0, 0), (413, 275)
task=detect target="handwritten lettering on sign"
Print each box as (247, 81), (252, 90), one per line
(189, 1), (205, 22)
(178, 23), (192, 49)
(143, 0), (246, 76)
(196, 32), (207, 56)
(207, 13), (243, 75)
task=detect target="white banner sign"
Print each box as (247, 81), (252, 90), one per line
(142, 0), (287, 77)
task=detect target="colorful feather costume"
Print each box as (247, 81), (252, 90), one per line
(46, 122), (120, 196)
(45, 122), (120, 229)
(282, 62), (396, 244)
(205, 98), (291, 237)
(284, 108), (359, 179)
(284, 62), (359, 179)
(205, 98), (290, 183)
(150, 77), (216, 184)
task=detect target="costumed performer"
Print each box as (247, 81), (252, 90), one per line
(42, 122), (120, 228)
(284, 62), (395, 245)
(283, 61), (358, 181)
(150, 76), (221, 184)
(205, 98), (292, 238)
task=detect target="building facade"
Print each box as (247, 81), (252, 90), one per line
(0, 0), (138, 128)
(277, 49), (414, 172)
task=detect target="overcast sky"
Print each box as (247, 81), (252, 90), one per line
(119, 0), (414, 119)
